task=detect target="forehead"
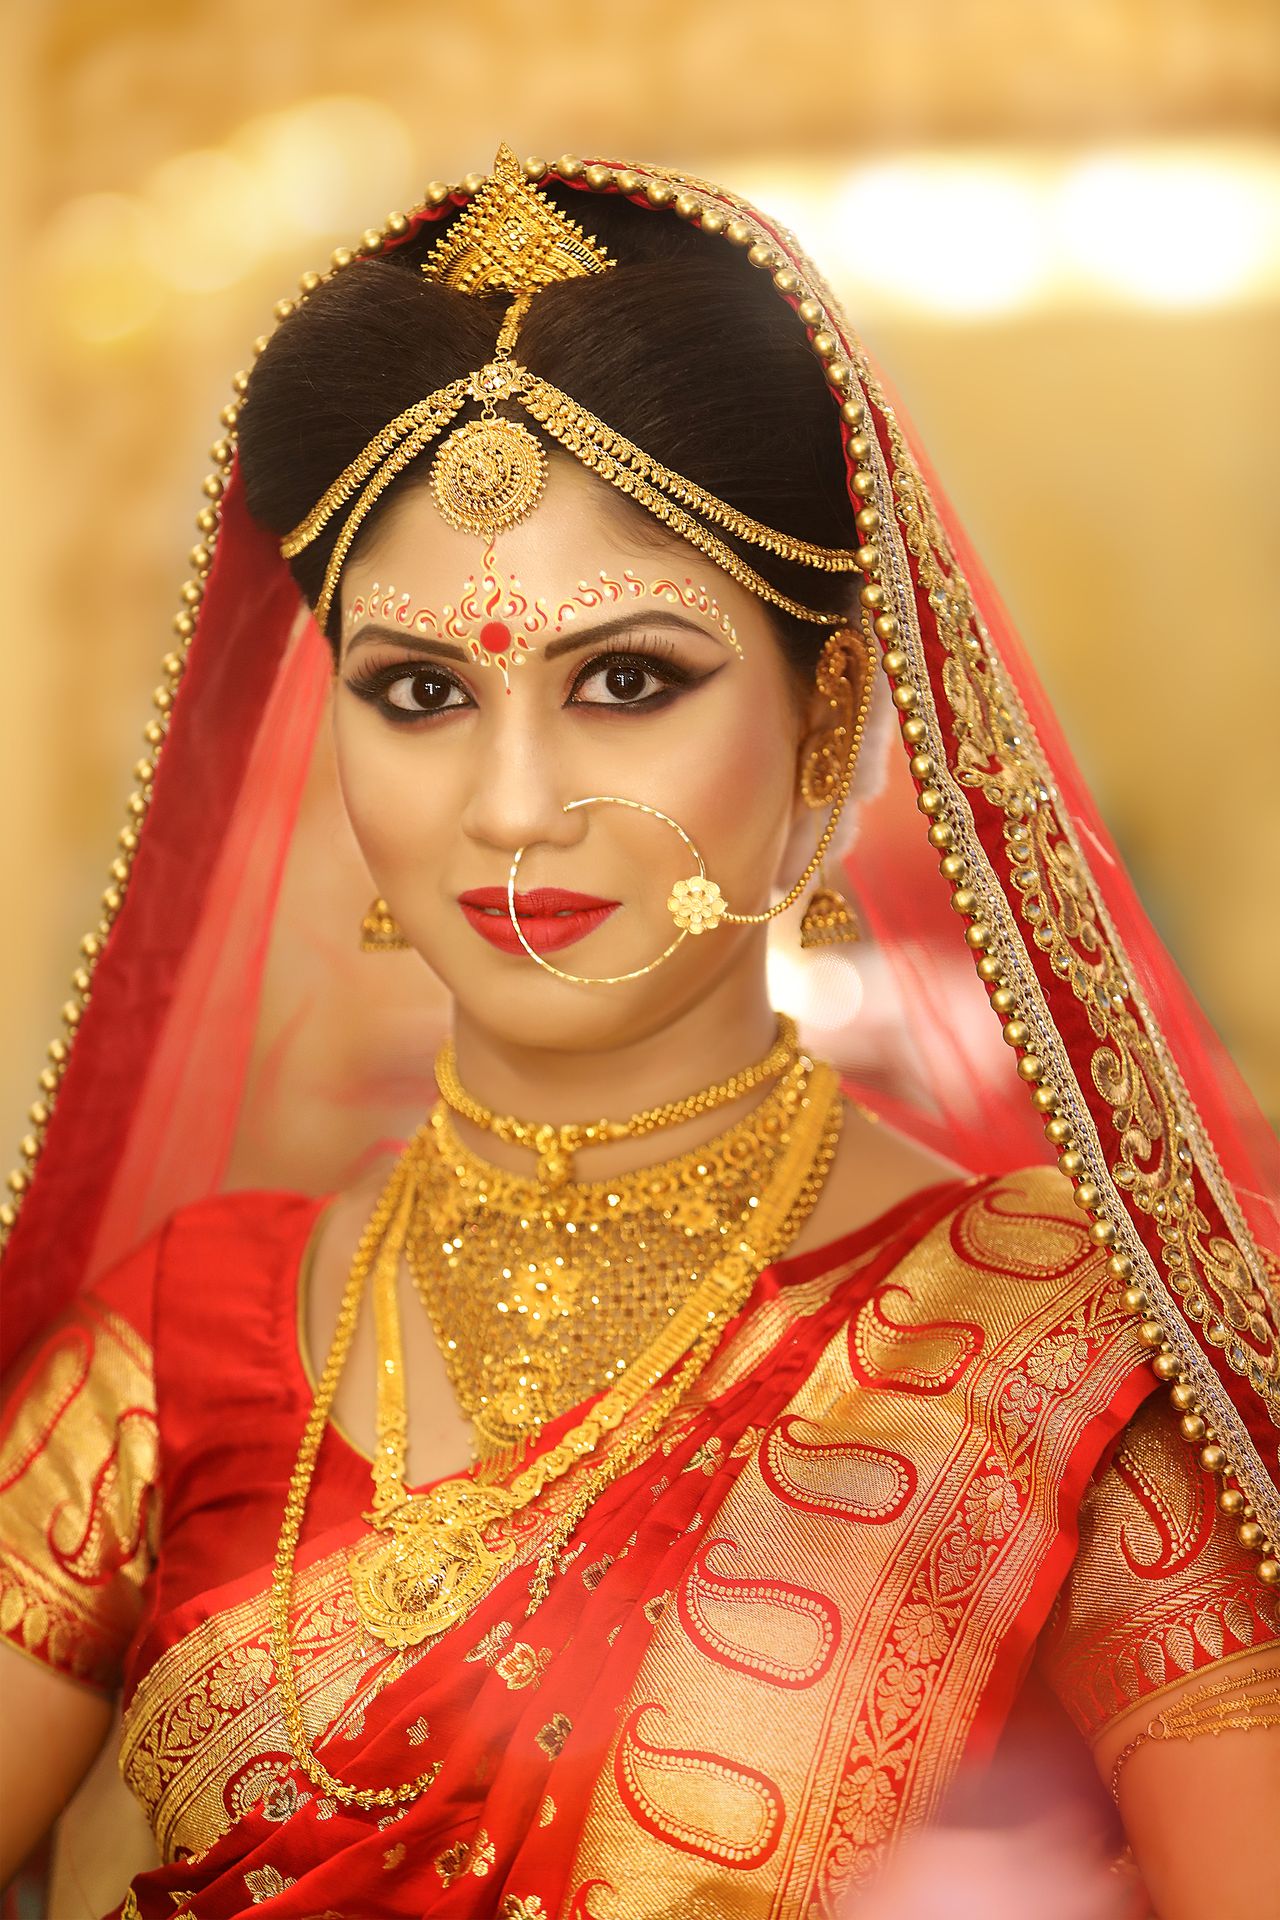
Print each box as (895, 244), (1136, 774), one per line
(345, 452), (711, 606)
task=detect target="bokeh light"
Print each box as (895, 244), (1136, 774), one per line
(233, 96), (415, 238)
(1057, 151), (1276, 308)
(837, 159), (1050, 318)
(38, 192), (167, 344)
(740, 143), (1279, 321)
(37, 134), (1280, 348)
(141, 148), (273, 294)
(768, 943), (866, 1036)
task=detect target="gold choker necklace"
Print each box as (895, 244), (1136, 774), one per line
(434, 1013), (798, 1186)
(410, 1053), (814, 1461)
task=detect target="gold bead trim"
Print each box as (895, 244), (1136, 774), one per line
(879, 632), (1278, 1585)
(0, 399), (236, 1236)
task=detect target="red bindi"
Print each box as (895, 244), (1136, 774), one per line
(479, 620), (512, 655)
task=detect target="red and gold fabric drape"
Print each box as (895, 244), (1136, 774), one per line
(9, 1167), (1273, 1914)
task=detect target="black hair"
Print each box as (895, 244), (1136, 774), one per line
(236, 182), (858, 670)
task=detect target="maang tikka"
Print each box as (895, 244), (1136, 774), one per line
(283, 145), (860, 632)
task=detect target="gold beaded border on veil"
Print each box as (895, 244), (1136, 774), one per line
(5, 151), (1276, 1583)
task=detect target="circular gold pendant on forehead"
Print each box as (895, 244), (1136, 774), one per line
(430, 417), (546, 536)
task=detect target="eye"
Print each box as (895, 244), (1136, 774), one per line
(570, 645), (694, 709)
(386, 667), (467, 714)
(344, 659), (472, 723)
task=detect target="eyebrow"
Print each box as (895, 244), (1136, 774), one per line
(343, 609), (723, 664)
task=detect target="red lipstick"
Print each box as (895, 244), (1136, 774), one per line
(458, 886), (621, 956)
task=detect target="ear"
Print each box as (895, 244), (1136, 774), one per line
(792, 629), (870, 819)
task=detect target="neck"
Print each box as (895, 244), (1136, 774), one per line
(448, 938), (784, 1181)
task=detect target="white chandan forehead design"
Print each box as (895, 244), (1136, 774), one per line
(345, 549), (743, 686)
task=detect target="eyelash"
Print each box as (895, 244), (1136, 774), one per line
(343, 636), (704, 727)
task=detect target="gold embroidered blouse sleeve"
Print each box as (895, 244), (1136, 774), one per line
(1036, 1392), (1280, 1747)
(0, 1293), (160, 1692)
(1036, 1395), (1280, 1918)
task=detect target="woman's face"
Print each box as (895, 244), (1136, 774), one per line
(332, 454), (825, 1055)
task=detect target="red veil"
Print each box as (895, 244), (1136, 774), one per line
(3, 154), (1277, 1567)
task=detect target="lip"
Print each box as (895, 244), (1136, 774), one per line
(458, 886), (621, 956)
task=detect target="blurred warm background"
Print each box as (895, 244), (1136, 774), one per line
(4, 0), (1279, 1151)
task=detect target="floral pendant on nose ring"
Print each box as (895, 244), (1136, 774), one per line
(667, 874), (727, 934)
(507, 797), (717, 986)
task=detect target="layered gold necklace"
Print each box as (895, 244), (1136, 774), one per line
(270, 1025), (843, 1811)
(415, 1016), (805, 1461)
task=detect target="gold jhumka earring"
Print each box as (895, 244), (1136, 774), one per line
(359, 896), (409, 951)
(797, 630), (869, 948)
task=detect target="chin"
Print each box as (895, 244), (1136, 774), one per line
(453, 976), (685, 1055)
(421, 949), (708, 1058)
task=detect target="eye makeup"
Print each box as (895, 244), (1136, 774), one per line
(344, 546), (744, 690)
(344, 630), (714, 725)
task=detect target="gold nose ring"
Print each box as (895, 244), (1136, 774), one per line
(506, 796), (708, 986)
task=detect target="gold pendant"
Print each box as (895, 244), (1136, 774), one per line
(430, 416), (546, 537)
(348, 1479), (518, 1648)
(799, 885), (860, 948)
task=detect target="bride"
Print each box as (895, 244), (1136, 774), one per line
(1, 146), (1276, 1919)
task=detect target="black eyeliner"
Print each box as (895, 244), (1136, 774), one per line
(342, 631), (723, 724)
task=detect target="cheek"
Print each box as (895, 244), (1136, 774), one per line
(667, 680), (800, 892)
(331, 700), (451, 879)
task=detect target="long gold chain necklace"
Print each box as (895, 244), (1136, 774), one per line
(408, 1059), (811, 1463)
(268, 1053), (843, 1811)
(435, 1012), (798, 1185)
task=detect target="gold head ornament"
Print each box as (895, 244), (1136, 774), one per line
(281, 145), (859, 629)
(419, 142), (614, 294)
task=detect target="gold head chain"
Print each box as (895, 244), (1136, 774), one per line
(280, 143), (859, 631)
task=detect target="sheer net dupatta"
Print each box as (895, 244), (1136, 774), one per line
(2, 153), (1275, 1583)
(3, 486), (326, 1335)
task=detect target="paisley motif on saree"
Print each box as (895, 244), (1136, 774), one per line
(0, 1282), (158, 1690)
(92, 1166), (1179, 1919)
(563, 1164), (1151, 1917)
(1038, 1391), (1280, 1740)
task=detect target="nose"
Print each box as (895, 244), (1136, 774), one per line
(457, 684), (586, 858)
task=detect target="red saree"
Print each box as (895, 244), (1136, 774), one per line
(4, 1165), (1273, 1915)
